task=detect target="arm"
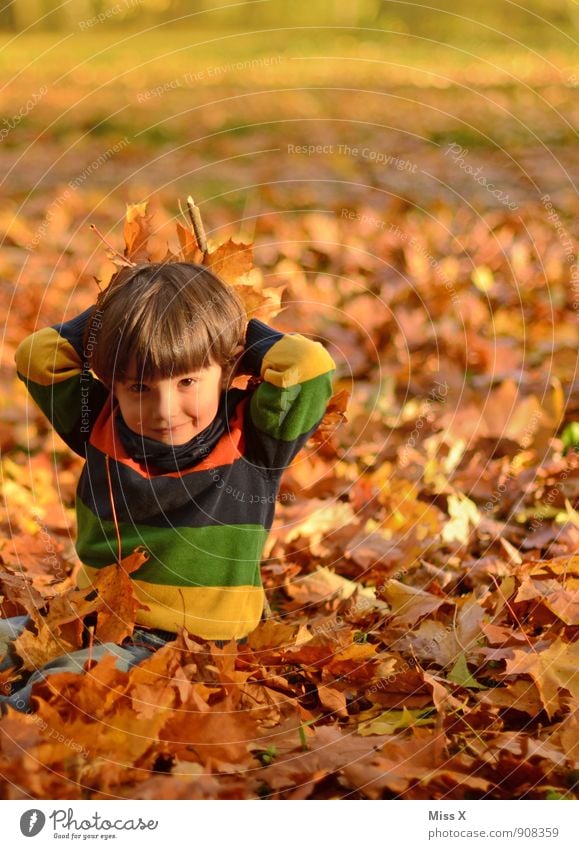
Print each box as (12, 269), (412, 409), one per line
(240, 318), (336, 475)
(14, 307), (110, 457)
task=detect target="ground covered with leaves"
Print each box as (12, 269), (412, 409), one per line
(0, 27), (578, 799)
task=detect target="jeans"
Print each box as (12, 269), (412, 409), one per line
(0, 616), (248, 715)
(0, 616), (164, 714)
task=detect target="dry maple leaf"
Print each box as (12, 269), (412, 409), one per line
(0, 569), (47, 617)
(160, 684), (261, 771)
(230, 281), (284, 323)
(342, 727), (489, 798)
(10, 547), (149, 669)
(206, 239), (253, 283)
(95, 199), (284, 329)
(123, 201), (154, 263)
(250, 724), (394, 797)
(90, 546), (151, 644)
(514, 576), (579, 626)
(504, 638), (579, 719)
(308, 388), (350, 447)
(12, 622), (79, 673)
(379, 579), (448, 628)
(247, 619), (304, 651)
(476, 678), (544, 717)
(176, 221), (204, 263)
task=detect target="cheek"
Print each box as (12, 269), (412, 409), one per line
(117, 394), (145, 421)
(193, 386), (219, 415)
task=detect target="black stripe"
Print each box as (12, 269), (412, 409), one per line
(77, 448), (280, 528)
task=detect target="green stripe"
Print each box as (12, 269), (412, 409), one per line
(18, 373), (83, 435)
(76, 498), (267, 587)
(249, 371), (334, 441)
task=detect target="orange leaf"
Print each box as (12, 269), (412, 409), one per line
(206, 239), (253, 284)
(176, 221), (203, 263)
(10, 547), (150, 668)
(504, 638), (579, 719)
(309, 389), (350, 446)
(123, 202), (154, 263)
(317, 684), (348, 716)
(231, 282), (284, 323)
(248, 619), (301, 651)
(91, 547), (150, 644)
(380, 580), (447, 627)
(12, 622), (79, 672)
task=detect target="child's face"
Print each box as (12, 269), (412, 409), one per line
(113, 360), (225, 445)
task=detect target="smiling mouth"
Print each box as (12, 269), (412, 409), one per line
(152, 423), (189, 434)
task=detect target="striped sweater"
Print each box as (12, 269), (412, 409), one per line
(14, 309), (336, 640)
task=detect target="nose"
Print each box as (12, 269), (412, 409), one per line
(152, 385), (179, 423)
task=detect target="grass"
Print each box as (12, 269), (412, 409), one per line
(0, 24), (577, 80)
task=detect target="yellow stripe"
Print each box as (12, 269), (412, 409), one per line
(14, 327), (82, 386)
(77, 565), (264, 640)
(261, 334), (335, 389)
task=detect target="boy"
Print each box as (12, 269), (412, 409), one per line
(1, 262), (335, 711)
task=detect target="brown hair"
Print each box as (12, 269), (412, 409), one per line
(83, 262), (246, 388)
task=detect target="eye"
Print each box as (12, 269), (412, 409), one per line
(179, 377), (199, 388)
(128, 383), (149, 393)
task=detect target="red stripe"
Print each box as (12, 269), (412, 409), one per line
(89, 398), (249, 479)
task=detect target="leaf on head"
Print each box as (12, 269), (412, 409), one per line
(206, 239), (253, 283)
(123, 201), (154, 263)
(176, 221), (204, 263)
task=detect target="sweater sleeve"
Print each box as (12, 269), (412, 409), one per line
(14, 306), (110, 457)
(240, 318), (336, 475)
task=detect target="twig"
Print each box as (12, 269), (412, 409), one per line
(186, 195), (208, 258)
(89, 223), (137, 267)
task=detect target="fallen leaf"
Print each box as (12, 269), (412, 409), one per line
(504, 639), (579, 719)
(379, 580), (447, 627)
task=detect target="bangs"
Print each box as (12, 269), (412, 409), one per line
(114, 304), (222, 383)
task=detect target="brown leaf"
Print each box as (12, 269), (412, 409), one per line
(10, 547), (149, 668)
(317, 684), (348, 716)
(422, 672), (465, 712)
(308, 389), (350, 446)
(247, 619), (302, 651)
(206, 239), (253, 283)
(123, 202), (154, 263)
(251, 725), (392, 796)
(176, 221), (203, 263)
(160, 688), (260, 770)
(12, 622), (79, 673)
(91, 547), (151, 644)
(551, 708), (579, 764)
(476, 679), (544, 717)
(325, 642), (380, 682)
(0, 568), (47, 617)
(380, 580), (447, 627)
(231, 282), (284, 323)
(504, 639), (579, 719)
(514, 576), (579, 626)
(341, 728), (490, 798)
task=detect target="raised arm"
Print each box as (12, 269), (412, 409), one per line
(239, 318), (336, 475)
(14, 307), (110, 457)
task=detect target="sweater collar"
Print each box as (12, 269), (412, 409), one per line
(115, 388), (247, 472)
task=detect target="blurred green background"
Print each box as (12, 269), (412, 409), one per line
(0, 0), (577, 293)
(1, 0), (579, 40)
